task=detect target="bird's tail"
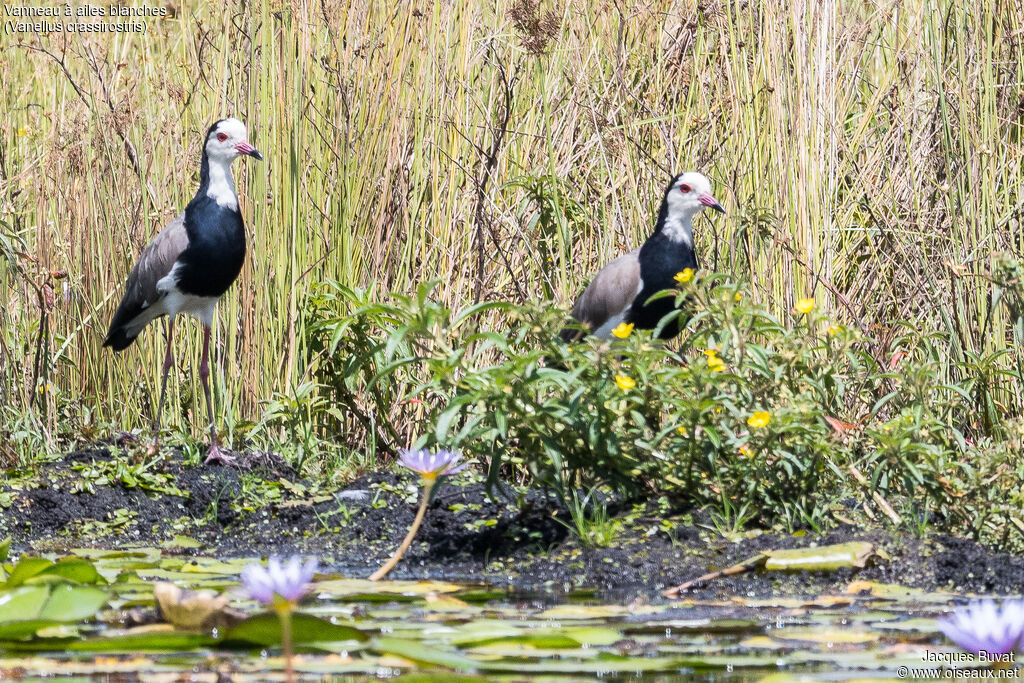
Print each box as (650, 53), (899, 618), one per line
(103, 325), (138, 352)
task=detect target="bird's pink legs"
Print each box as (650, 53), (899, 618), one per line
(200, 324), (234, 466)
(148, 316), (176, 456)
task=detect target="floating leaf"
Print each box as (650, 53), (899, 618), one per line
(35, 558), (102, 585)
(5, 558), (53, 587)
(37, 584), (108, 622)
(371, 636), (479, 670)
(0, 586), (50, 621)
(223, 612), (366, 646)
(764, 542), (875, 571)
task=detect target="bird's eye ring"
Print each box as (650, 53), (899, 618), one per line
(679, 183), (691, 193)
(216, 132), (228, 142)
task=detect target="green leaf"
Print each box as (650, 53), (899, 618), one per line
(371, 636), (479, 670)
(62, 631), (218, 652)
(223, 612), (366, 646)
(0, 618), (61, 639)
(36, 558), (102, 585)
(0, 586), (49, 622)
(5, 558), (53, 587)
(38, 584), (108, 622)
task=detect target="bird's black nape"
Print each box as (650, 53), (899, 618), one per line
(652, 175), (681, 233)
(197, 119), (228, 189)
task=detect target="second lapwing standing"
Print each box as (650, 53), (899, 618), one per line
(103, 118), (263, 465)
(563, 172), (724, 341)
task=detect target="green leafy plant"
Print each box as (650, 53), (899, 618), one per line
(305, 266), (1024, 546)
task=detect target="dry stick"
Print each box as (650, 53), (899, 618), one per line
(662, 553), (769, 598)
(847, 465), (903, 526)
(369, 479), (434, 581)
(471, 52), (516, 305)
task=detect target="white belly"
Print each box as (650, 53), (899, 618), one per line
(156, 267), (219, 326)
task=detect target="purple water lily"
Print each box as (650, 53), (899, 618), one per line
(240, 556), (318, 605)
(398, 447), (466, 480)
(938, 599), (1024, 655)
(368, 447), (465, 582)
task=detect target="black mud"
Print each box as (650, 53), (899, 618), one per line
(3, 446), (1023, 600)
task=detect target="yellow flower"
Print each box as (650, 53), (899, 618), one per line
(702, 348), (719, 357)
(674, 268), (694, 284)
(676, 426), (688, 437)
(795, 297), (815, 314)
(17, 128), (28, 137)
(827, 324), (842, 336)
(738, 444), (754, 458)
(706, 355), (726, 372)
(747, 411), (771, 429)
(615, 374), (635, 391)
(734, 291), (743, 302)
(611, 322), (634, 338)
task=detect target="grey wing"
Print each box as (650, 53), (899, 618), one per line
(561, 248), (641, 341)
(103, 213), (189, 351)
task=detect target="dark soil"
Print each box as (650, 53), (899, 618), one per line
(3, 446), (1023, 601)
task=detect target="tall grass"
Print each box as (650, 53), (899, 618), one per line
(1, 0), (1022, 462)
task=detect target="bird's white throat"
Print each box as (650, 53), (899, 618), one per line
(661, 213), (694, 248)
(206, 157), (238, 211)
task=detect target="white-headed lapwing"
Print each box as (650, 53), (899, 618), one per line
(104, 118), (263, 465)
(563, 172), (724, 341)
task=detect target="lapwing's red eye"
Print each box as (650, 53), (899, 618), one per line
(216, 133), (228, 142)
(679, 183), (691, 193)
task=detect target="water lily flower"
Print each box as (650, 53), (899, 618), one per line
(747, 411), (771, 429)
(611, 322), (634, 338)
(372, 448), (465, 581)
(674, 268), (694, 284)
(398, 448), (466, 481)
(615, 374), (636, 391)
(240, 555), (318, 606)
(938, 599), (1024, 655)
(795, 297), (815, 314)
(240, 555), (318, 683)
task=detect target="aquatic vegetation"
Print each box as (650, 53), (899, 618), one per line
(0, 548), (1003, 679)
(370, 448), (464, 581)
(938, 600), (1024, 655)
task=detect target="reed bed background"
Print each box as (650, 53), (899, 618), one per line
(1, 0), (1022, 465)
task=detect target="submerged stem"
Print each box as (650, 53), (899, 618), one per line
(369, 479), (434, 581)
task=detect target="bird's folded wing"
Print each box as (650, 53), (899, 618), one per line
(567, 248), (641, 336)
(107, 212), (189, 334)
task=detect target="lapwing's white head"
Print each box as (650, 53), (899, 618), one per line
(204, 118), (263, 165)
(664, 171), (724, 219)
(658, 171), (725, 245)
(201, 118), (262, 210)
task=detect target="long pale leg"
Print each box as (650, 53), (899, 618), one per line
(200, 324), (234, 465)
(148, 316), (176, 456)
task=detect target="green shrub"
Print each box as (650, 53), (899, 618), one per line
(303, 264), (1024, 544)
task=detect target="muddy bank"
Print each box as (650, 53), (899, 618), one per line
(3, 446), (1023, 599)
